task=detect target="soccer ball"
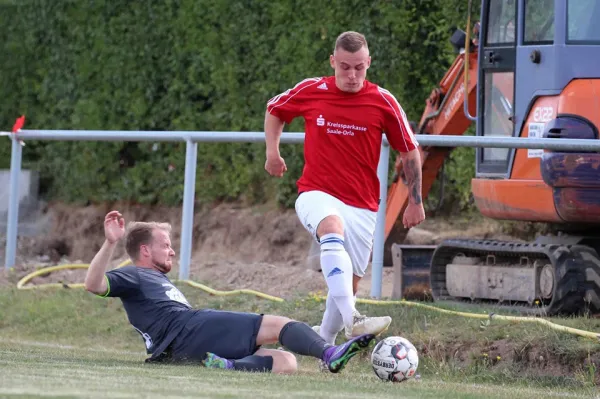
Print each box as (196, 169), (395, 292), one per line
(371, 336), (419, 382)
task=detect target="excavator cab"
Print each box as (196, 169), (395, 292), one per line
(386, 0), (600, 315)
(474, 0), (600, 224)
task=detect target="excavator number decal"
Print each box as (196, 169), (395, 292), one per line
(533, 106), (554, 123)
(528, 106), (554, 158)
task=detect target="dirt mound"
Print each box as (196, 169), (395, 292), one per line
(187, 259), (398, 299)
(0, 201), (313, 263)
(189, 203), (311, 265)
(0, 201), (401, 298)
(0, 202), (526, 298)
(422, 337), (600, 384)
(0, 202), (317, 294)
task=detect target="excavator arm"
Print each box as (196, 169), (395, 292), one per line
(384, 33), (479, 259)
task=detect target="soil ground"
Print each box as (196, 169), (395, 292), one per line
(0, 202), (526, 298)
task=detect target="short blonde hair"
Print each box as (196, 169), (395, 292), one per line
(335, 31), (368, 53)
(125, 221), (172, 260)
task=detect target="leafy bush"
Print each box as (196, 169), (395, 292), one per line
(0, 0), (478, 211)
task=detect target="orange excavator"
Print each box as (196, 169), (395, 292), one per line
(385, 0), (600, 315)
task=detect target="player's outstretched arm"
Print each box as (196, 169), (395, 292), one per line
(399, 149), (426, 229)
(264, 110), (287, 178)
(84, 211), (125, 295)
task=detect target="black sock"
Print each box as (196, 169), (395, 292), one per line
(278, 321), (331, 359)
(233, 355), (273, 372)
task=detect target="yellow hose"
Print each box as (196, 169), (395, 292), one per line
(16, 259), (132, 290)
(13, 263), (600, 341)
(15, 260), (283, 302)
(177, 279), (284, 302)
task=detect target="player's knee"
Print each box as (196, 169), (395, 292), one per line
(258, 315), (293, 344)
(317, 215), (344, 238)
(270, 315), (293, 328)
(272, 351), (298, 375)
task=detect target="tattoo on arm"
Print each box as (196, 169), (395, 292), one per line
(403, 157), (422, 205)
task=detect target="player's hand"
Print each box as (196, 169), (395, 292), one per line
(104, 211), (125, 244)
(403, 203), (425, 229)
(265, 154), (287, 177)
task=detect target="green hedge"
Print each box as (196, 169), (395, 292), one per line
(0, 0), (478, 210)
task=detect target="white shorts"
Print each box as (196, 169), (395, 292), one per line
(295, 190), (377, 277)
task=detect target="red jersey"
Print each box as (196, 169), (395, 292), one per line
(267, 76), (418, 212)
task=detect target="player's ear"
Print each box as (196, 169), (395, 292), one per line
(329, 54), (335, 69)
(140, 244), (150, 258)
(367, 56), (371, 68)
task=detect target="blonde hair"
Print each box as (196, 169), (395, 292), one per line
(125, 221), (172, 260)
(335, 31), (368, 53)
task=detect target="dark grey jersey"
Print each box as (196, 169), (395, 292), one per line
(102, 266), (195, 358)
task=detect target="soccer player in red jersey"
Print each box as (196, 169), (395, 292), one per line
(264, 31), (425, 362)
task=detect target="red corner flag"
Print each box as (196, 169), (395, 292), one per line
(12, 115), (25, 132)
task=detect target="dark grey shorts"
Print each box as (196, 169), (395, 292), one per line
(168, 309), (263, 363)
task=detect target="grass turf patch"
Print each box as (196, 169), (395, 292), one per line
(0, 285), (598, 396)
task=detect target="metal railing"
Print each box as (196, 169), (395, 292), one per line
(5, 129), (600, 298)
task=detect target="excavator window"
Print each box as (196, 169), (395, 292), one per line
(482, 72), (514, 164)
(478, 0), (518, 175)
(485, 0), (516, 45)
(524, 0), (554, 44)
(567, 0), (600, 43)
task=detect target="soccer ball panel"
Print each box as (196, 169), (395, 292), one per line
(371, 336), (419, 383)
(392, 344), (408, 360)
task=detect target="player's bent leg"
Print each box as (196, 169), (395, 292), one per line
(295, 192), (356, 340)
(254, 348), (297, 375)
(313, 292), (345, 372)
(202, 325), (374, 374)
(343, 208), (392, 340)
(316, 214), (344, 236)
(318, 293), (344, 345)
(256, 315), (293, 345)
(168, 310), (267, 363)
(317, 219), (358, 339)
(276, 319), (375, 373)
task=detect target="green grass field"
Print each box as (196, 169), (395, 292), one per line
(0, 285), (598, 398)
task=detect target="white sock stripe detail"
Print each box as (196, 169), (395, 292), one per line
(320, 233), (344, 241)
(321, 243), (344, 251)
(320, 233), (345, 250)
(320, 237), (344, 244)
(377, 87), (419, 149)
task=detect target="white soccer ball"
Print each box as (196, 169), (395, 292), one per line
(371, 336), (419, 382)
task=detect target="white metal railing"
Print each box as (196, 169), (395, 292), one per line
(5, 129), (600, 298)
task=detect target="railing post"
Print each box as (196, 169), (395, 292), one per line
(178, 139), (198, 281)
(370, 140), (390, 298)
(5, 135), (22, 269)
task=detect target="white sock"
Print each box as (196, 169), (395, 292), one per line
(333, 295), (356, 333)
(319, 233), (356, 333)
(319, 293), (344, 344)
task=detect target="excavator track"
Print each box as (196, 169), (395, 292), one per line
(430, 239), (600, 316)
